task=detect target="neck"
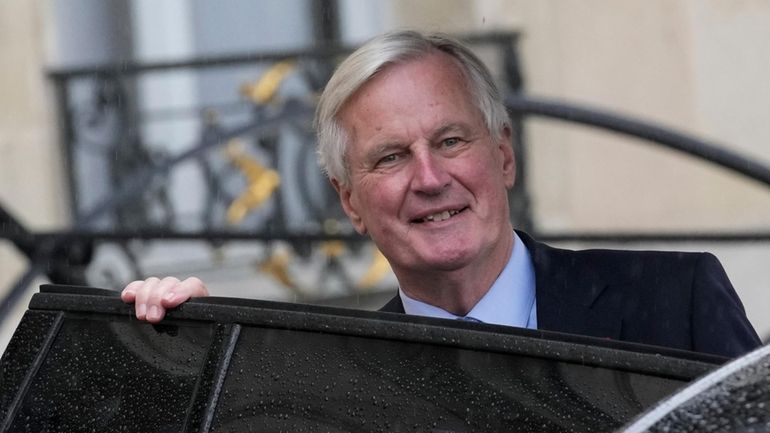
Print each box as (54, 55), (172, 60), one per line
(396, 231), (515, 316)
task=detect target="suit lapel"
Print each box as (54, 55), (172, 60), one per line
(518, 231), (623, 341)
(379, 231), (624, 341)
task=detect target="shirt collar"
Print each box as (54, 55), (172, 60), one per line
(399, 232), (537, 329)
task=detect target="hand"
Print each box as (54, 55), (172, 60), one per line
(121, 277), (209, 323)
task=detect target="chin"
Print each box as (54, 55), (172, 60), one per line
(419, 249), (478, 271)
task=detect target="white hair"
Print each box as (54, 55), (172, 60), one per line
(315, 30), (511, 187)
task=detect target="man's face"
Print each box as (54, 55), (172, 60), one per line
(334, 52), (515, 281)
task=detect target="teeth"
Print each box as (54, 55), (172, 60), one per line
(422, 209), (459, 222)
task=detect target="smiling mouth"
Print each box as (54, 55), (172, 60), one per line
(412, 207), (468, 223)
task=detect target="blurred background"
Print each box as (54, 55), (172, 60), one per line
(2, 0), (769, 353)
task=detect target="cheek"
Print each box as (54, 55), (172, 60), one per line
(456, 156), (492, 190)
(359, 180), (403, 220)
(468, 158), (510, 210)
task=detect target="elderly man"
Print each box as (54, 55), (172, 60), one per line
(123, 30), (760, 357)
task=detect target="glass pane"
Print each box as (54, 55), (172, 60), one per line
(210, 327), (686, 433)
(8, 315), (214, 433)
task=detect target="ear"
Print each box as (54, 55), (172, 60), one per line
(498, 125), (516, 189)
(331, 178), (367, 235)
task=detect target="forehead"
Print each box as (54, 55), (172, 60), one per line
(337, 52), (482, 142)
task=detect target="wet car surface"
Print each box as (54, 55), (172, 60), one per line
(1, 285), (726, 432)
(621, 342), (770, 433)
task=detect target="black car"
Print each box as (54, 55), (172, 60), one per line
(1, 284), (740, 433)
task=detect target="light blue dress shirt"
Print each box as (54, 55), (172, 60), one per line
(398, 232), (538, 329)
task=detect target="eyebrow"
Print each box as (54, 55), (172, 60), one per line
(428, 123), (470, 142)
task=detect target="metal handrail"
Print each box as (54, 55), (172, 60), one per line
(45, 31), (520, 79)
(505, 95), (770, 188)
(0, 102), (314, 323)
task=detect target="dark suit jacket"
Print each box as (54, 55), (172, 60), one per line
(380, 231), (761, 358)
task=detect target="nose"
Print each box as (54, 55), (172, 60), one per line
(411, 148), (451, 195)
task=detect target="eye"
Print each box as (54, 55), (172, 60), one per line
(376, 153), (400, 166)
(442, 137), (461, 147)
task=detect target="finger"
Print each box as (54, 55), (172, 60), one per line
(133, 277), (161, 321)
(121, 280), (145, 303)
(161, 277), (209, 308)
(145, 277), (181, 323)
